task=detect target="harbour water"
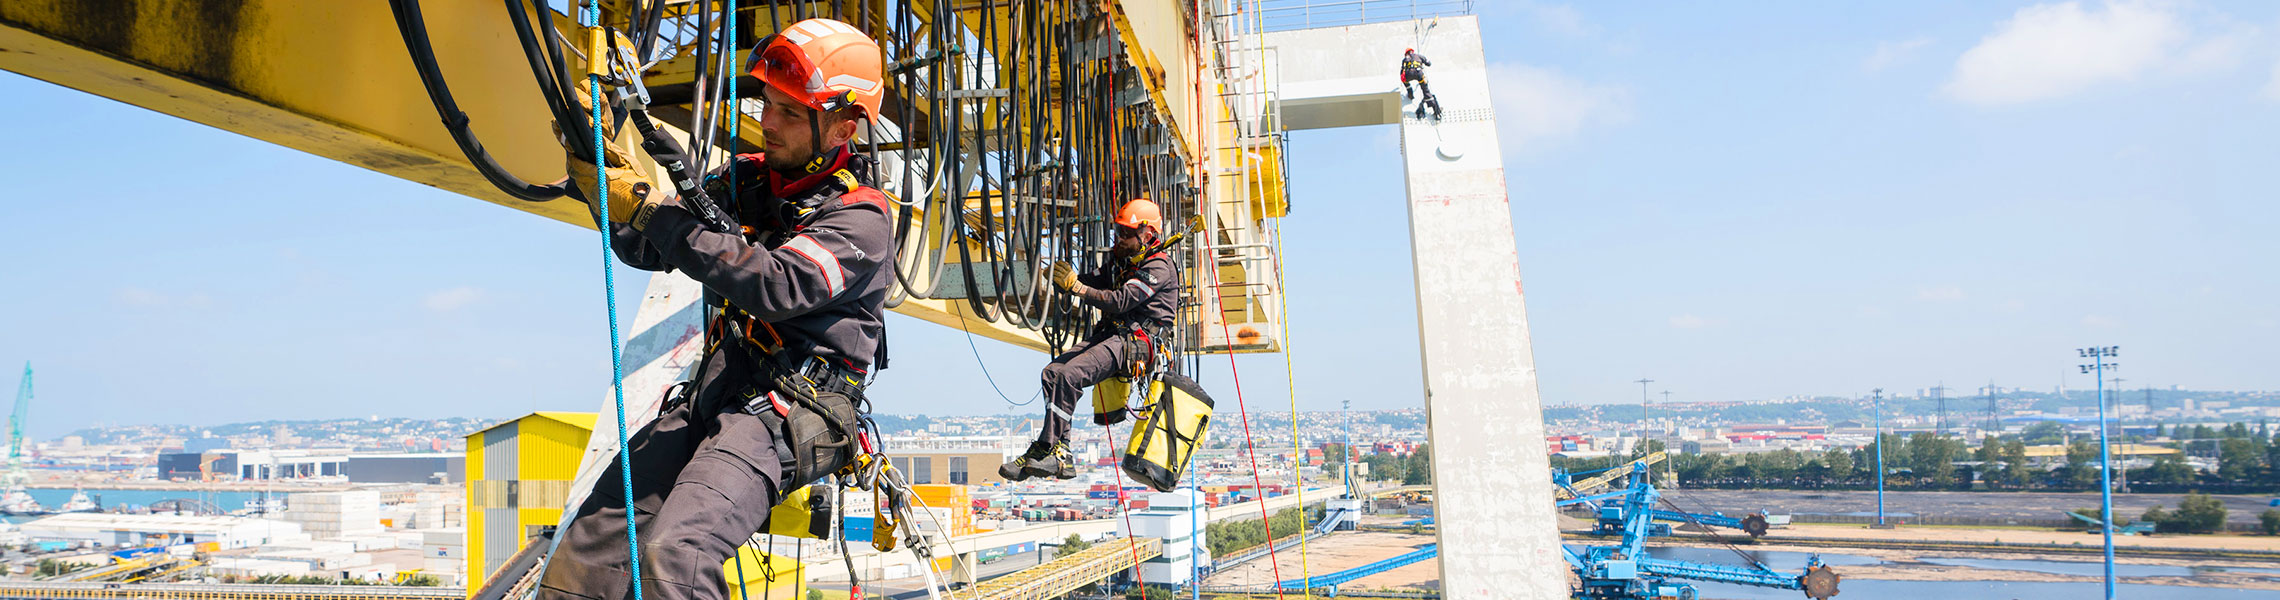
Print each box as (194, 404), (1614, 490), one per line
(11, 488), (273, 514)
(1645, 547), (2280, 599)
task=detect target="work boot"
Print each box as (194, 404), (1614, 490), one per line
(998, 441), (1076, 481)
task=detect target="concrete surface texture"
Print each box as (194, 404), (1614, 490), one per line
(1266, 15), (1564, 599)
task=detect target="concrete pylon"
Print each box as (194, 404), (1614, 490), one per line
(1265, 16), (1567, 598)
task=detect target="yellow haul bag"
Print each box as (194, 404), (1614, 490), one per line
(1122, 372), (1215, 492)
(1093, 376), (1131, 416)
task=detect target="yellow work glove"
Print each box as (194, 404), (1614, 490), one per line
(565, 142), (660, 229)
(1051, 261), (1080, 293)
(558, 79), (663, 230)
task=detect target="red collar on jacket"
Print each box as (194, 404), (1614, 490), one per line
(763, 145), (854, 198)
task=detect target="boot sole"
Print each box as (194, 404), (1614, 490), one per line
(1024, 465), (1076, 480)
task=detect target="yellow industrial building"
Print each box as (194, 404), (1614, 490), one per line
(466, 412), (801, 600)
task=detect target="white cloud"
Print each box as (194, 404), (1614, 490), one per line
(1944, 1), (2188, 105)
(1669, 314), (1709, 329)
(2265, 60), (2280, 101)
(1864, 38), (1934, 72)
(2174, 26), (2256, 74)
(1485, 63), (1631, 152)
(424, 287), (487, 312)
(1915, 285), (1967, 302)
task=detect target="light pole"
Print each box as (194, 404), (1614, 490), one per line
(1342, 399), (1354, 494)
(2079, 346), (2120, 600)
(1660, 390), (1674, 487)
(1635, 378), (1654, 460)
(1871, 388), (1889, 528)
(2110, 377), (2127, 493)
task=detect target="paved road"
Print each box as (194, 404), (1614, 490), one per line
(1660, 489), (2278, 525)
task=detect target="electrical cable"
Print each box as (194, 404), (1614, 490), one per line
(387, 0), (568, 202)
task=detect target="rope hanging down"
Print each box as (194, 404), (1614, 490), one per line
(1271, 218), (1313, 595)
(581, 1), (642, 599)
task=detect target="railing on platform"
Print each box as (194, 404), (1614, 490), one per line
(0, 582), (463, 600)
(1277, 543), (1437, 590)
(1256, 0), (1475, 32)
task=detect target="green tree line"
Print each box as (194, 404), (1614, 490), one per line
(1537, 421), (2280, 493)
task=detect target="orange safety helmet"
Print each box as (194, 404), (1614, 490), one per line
(749, 18), (885, 123)
(1115, 198), (1162, 231)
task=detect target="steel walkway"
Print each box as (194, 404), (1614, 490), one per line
(0, 582), (463, 600)
(966, 537), (1161, 600)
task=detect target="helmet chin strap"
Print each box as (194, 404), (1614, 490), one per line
(808, 112), (824, 163)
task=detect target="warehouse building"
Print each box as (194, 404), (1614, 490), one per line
(20, 513), (305, 549)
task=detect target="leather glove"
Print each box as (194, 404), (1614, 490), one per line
(1051, 261), (1080, 293)
(565, 142), (661, 229)
(557, 79), (664, 230)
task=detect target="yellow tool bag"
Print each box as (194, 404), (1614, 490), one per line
(1121, 372), (1214, 492)
(766, 484), (832, 539)
(1092, 376), (1132, 425)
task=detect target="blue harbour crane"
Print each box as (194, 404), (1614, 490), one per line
(1558, 463), (1840, 600)
(6, 363), (30, 489)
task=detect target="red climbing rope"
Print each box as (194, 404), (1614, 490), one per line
(1104, 427), (1150, 592)
(1203, 236), (1289, 599)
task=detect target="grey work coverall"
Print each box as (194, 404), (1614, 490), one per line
(540, 149), (895, 600)
(1401, 51), (1433, 98)
(1039, 252), (1179, 446)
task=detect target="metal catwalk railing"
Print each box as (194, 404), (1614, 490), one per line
(0, 582), (463, 600)
(967, 537), (1163, 600)
(1256, 0), (1474, 32)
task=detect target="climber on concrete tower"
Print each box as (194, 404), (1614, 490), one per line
(1400, 48), (1442, 120)
(1000, 198), (1181, 481)
(1400, 47), (1432, 100)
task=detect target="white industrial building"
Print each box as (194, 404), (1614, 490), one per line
(1117, 489), (1210, 585)
(20, 513), (306, 549)
(281, 490), (383, 539)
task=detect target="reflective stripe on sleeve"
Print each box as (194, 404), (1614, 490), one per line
(783, 234), (847, 297)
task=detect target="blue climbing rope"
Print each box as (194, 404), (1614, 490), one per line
(722, 6), (756, 600)
(582, 2), (643, 599)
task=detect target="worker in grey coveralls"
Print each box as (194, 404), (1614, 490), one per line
(1000, 198), (1179, 480)
(545, 18), (893, 600)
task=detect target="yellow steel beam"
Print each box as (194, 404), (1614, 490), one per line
(0, 0), (589, 224)
(0, 0), (1049, 351)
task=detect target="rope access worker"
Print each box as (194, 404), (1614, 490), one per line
(1400, 48), (1432, 100)
(1400, 48), (1442, 120)
(999, 199), (1180, 481)
(546, 18), (893, 600)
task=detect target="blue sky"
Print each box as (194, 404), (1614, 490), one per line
(4, 1), (2279, 439)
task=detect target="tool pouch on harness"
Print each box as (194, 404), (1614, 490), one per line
(1089, 325), (1163, 426)
(756, 361), (865, 491)
(717, 310), (868, 492)
(1122, 371), (1214, 492)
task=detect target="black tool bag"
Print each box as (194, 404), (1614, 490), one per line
(754, 358), (867, 490)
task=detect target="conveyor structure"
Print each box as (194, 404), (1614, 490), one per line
(1559, 464), (1839, 600)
